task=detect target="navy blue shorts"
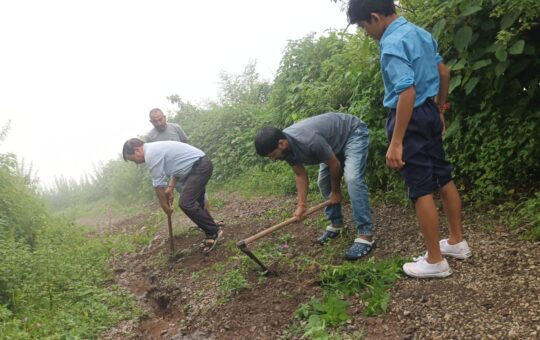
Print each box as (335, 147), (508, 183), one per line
(386, 99), (453, 200)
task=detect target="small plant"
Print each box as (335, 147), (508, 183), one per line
(319, 257), (405, 316)
(210, 197), (226, 209)
(294, 294), (349, 339)
(291, 257), (405, 338)
(150, 251), (169, 269)
(218, 269), (250, 297)
(191, 262), (226, 280)
(507, 192), (540, 241)
(133, 224), (160, 246)
(264, 208), (279, 219)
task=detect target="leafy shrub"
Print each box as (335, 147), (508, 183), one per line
(219, 269), (250, 297)
(0, 220), (141, 338)
(401, 0), (540, 201)
(293, 258), (404, 337)
(507, 192), (540, 240)
(319, 258), (404, 316)
(0, 153), (47, 245)
(296, 294), (350, 327)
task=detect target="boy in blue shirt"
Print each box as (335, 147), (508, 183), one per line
(347, 0), (472, 278)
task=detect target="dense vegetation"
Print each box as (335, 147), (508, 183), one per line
(0, 125), (142, 338)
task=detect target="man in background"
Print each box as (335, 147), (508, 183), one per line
(145, 108), (211, 212)
(146, 108), (188, 143)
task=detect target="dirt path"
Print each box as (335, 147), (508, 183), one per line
(102, 193), (539, 340)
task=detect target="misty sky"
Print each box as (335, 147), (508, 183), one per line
(0, 0), (349, 186)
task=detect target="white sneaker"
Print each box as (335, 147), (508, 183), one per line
(440, 239), (472, 259)
(403, 256), (452, 278)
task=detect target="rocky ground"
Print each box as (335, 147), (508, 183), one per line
(101, 192), (539, 340)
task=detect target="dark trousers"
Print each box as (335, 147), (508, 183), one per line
(179, 156), (219, 237)
(386, 99), (453, 200)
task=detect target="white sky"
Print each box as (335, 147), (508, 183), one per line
(0, 0), (348, 187)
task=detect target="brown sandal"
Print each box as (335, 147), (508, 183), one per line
(201, 229), (223, 253)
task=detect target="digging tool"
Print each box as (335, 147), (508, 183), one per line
(167, 213), (175, 254)
(237, 201), (329, 274)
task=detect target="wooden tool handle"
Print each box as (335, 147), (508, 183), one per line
(240, 201), (328, 246)
(167, 214), (175, 253)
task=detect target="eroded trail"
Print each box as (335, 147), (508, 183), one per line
(102, 193), (540, 339)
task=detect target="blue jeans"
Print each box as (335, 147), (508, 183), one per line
(317, 124), (373, 236)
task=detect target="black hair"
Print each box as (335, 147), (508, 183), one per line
(347, 0), (396, 24)
(122, 138), (144, 161)
(254, 127), (286, 156)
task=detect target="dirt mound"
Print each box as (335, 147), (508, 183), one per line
(103, 193), (540, 339)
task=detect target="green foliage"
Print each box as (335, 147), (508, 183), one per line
(218, 62), (272, 106)
(295, 294), (350, 340)
(101, 159), (154, 204)
(218, 268), (250, 297)
(0, 148), (141, 337)
(319, 258), (404, 316)
(43, 157), (154, 212)
(181, 104), (265, 181)
(270, 32), (354, 125)
(217, 162), (296, 197)
(401, 0), (540, 201)
(294, 258), (404, 337)
(0, 220), (141, 338)
(504, 191), (540, 240)
(296, 295), (350, 327)
(0, 153), (47, 245)
(167, 63), (272, 183)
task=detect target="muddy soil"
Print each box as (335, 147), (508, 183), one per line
(102, 193), (539, 340)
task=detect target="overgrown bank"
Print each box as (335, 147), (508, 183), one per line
(0, 151), (143, 338)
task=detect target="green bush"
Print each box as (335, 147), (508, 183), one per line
(507, 192), (540, 240)
(219, 268), (250, 297)
(294, 258), (404, 337)
(319, 258), (404, 316)
(401, 0), (540, 200)
(0, 220), (141, 338)
(0, 148), (141, 338)
(0, 153), (47, 245)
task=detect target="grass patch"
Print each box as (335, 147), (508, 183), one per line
(506, 192), (540, 241)
(0, 220), (142, 339)
(319, 258), (404, 316)
(50, 198), (147, 225)
(209, 162), (309, 198)
(218, 268), (250, 298)
(291, 257), (405, 338)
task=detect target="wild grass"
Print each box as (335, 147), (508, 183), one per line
(0, 220), (143, 338)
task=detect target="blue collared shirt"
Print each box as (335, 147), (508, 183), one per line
(380, 17), (442, 108)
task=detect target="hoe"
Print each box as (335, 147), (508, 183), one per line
(236, 201), (328, 275)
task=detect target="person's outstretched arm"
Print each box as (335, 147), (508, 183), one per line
(324, 153), (342, 205)
(292, 164), (309, 220)
(155, 187), (173, 216)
